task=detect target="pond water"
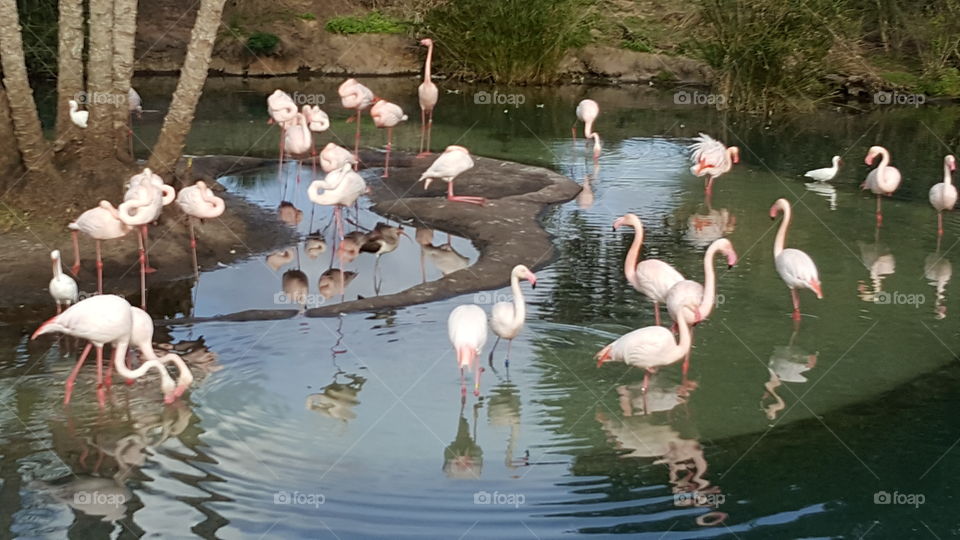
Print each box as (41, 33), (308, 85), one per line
(5, 77), (960, 537)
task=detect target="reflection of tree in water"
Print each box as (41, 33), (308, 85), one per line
(443, 402), (483, 479)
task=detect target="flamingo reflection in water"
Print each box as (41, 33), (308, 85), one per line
(925, 235), (952, 320)
(577, 162), (599, 209)
(761, 323), (818, 421)
(487, 381), (530, 471)
(416, 228), (470, 283)
(443, 400), (484, 479)
(856, 224), (895, 304)
(684, 203), (736, 249)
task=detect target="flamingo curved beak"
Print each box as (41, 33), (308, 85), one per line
(727, 251), (739, 268)
(527, 272), (538, 289)
(612, 217), (625, 231)
(595, 346), (611, 367)
(810, 280), (823, 299)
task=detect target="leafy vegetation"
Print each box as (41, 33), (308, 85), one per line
(246, 32), (280, 55)
(422, 0), (595, 83)
(324, 12), (407, 34)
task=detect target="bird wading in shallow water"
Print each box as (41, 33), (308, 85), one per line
(770, 198), (823, 320)
(489, 265), (537, 368)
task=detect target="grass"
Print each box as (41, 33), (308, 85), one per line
(246, 32), (280, 55)
(325, 12), (407, 34)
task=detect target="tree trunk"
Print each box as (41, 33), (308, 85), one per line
(56, 0), (84, 144)
(0, 86), (25, 192)
(0, 0), (56, 179)
(111, 0), (137, 161)
(83, 0), (115, 169)
(147, 0), (227, 178)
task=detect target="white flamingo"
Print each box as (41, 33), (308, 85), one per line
(596, 316), (692, 395)
(488, 265), (537, 367)
(929, 154), (957, 236)
(370, 99), (408, 178)
(69, 201), (133, 293)
(176, 179), (225, 273)
(448, 304), (488, 397)
(320, 142), (358, 173)
(862, 145), (902, 226)
(573, 99), (601, 163)
(770, 198), (823, 320)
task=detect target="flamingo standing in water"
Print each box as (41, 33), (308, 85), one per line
(69, 201), (133, 293)
(117, 307), (194, 403)
(489, 265), (537, 368)
(49, 250), (78, 314)
(596, 316), (692, 396)
(119, 168), (175, 309)
(770, 198), (823, 319)
(689, 133), (739, 194)
(448, 304), (488, 397)
(862, 145), (902, 226)
(176, 179), (226, 275)
(929, 154), (957, 236)
(320, 143), (358, 173)
(665, 238), (738, 376)
(418, 38), (439, 156)
(370, 99), (408, 178)
(338, 78), (375, 166)
(614, 213), (684, 325)
(573, 99), (601, 163)
(308, 163), (368, 250)
(420, 145), (485, 205)
(267, 90), (298, 180)
(32, 294), (133, 406)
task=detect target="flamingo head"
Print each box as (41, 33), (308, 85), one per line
(810, 279), (823, 299)
(947, 155), (957, 171)
(729, 146), (740, 164)
(833, 155), (842, 168)
(864, 146), (885, 166)
(769, 198), (788, 220)
(595, 345), (613, 367)
(714, 238), (738, 268)
(513, 264), (537, 289)
(420, 38), (433, 47)
(612, 213), (639, 232)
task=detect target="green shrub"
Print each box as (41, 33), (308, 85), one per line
(921, 67), (960, 96)
(423, 0), (595, 83)
(881, 70), (920, 88)
(622, 38), (652, 53)
(247, 32), (280, 55)
(298, 12), (317, 21)
(325, 12), (406, 34)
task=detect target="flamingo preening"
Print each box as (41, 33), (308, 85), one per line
(370, 99), (408, 178)
(804, 155), (841, 182)
(862, 145), (902, 226)
(420, 145), (485, 205)
(665, 238), (738, 376)
(267, 90), (298, 181)
(596, 315), (692, 396)
(929, 154), (957, 236)
(489, 265), (537, 368)
(573, 99), (601, 163)
(338, 78), (376, 166)
(418, 38), (439, 156)
(49, 250), (78, 314)
(32, 294), (133, 407)
(176, 179), (226, 275)
(614, 213), (684, 326)
(119, 168), (175, 309)
(770, 198), (823, 320)
(689, 133), (739, 194)
(302, 104), (330, 180)
(448, 304), (488, 397)
(320, 142), (358, 173)
(69, 201), (133, 294)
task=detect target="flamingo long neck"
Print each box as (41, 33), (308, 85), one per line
(832, 156), (840, 172)
(674, 319), (691, 359)
(591, 133), (601, 155)
(201, 189), (225, 213)
(699, 244), (720, 319)
(52, 256), (63, 279)
(509, 273), (526, 327)
(773, 204), (791, 258)
(424, 42), (433, 82)
(623, 222), (644, 287)
(584, 119), (594, 138)
(944, 159), (954, 186)
(875, 148), (891, 186)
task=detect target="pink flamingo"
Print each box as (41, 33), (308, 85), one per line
(418, 38), (439, 156)
(420, 145), (485, 205)
(690, 133), (740, 194)
(370, 99), (408, 178)
(596, 315), (692, 396)
(176, 180), (225, 274)
(665, 238), (738, 376)
(32, 294), (133, 406)
(49, 250), (78, 314)
(69, 201), (133, 294)
(308, 163), (368, 249)
(119, 168), (175, 309)
(267, 90), (298, 181)
(930, 155), (957, 236)
(448, 304), (488, 397)
(302, 105), (330, 179)
(770, 198), (823, 320)
(489, 265), (537, 368)
(573, 99), (601, 163)
(862, 145), (902, 226)
(123, 307), (193, 402)
(338, 78), (375, 166)
(614, 213), (684, 326)
(320, 143), (358, 173)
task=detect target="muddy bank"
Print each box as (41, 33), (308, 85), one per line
(0, 155), (295, 322)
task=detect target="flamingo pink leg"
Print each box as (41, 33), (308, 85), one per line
(136, 230), (148, 309)
(383, 126), (392, 178)
(141, 225), (157, 273)
(876, 195), (883, 227)
(71, 230), (81, 276)
(95, 345), (106, 407)
(419, 109), (426, 155)
(791, 289), (801, 320)
(425, 110), (433, 155)
(460, 366), (466, 397)
(353, 110), (361, 169)
(95, 240), (103, 294)
(938, 212), (944, 236)
(446, 181), (486, 206)
(277, 127), (286, 197)
(653, 301), (661, 326)
(189, 220), (199, 277)
(64, 343), (93, 405)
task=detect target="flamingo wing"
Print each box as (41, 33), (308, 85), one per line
(635, 260), (685, 303)
(689, 133), (729, 176)
(775, 248), (820, 291)
(420, 150), (474, 181)
(448, 304), (488, 353)
(610, 326), (676, 369)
